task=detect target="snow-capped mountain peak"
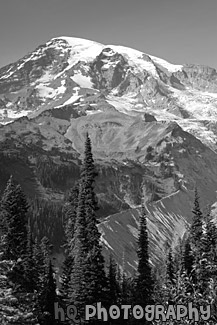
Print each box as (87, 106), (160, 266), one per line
(48, 36), (183, 76)
(1, 36), (217, 152)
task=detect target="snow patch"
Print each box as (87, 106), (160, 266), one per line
(150, 55), (183, 73)
(55, 87), (80, 107)
(0, 109), (32, 119)
(71, 73), (93, 88)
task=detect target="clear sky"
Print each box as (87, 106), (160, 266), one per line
(0, 0), (217, 69)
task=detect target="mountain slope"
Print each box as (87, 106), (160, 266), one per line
(1, 36), (217, 271)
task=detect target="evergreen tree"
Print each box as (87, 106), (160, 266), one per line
(166, 248), (175, 285)
(60, 255), (73, 303)
(63, 182), (79, 255)
(38, 260), (57, 325)
(163, 248), (178, 307)
(120, 272), (134, 304)
(107, 255), (120, 305)
(22, 224), (38, 293)
(80, 133), (98, 204)
(0, 254), (38, 324)
(182, 237), (194, 276)
(190, 188), (203, 250)
(0, 175), (16, 234)
(40, 236), (53, 273)
(120, 273), (135, 324)
(33, 237), (46, 292)
(81, 134), (107, 303)
(1, 178), (28, 260)
(69, 134), (107, 323)
(192, 211), (217, 317)
(135, 206), (154, 323)
(69, 180), (88, 305)
(204, 210), (217, 261)
(61, 183), (79, 304)
(0, 179), (39, 324)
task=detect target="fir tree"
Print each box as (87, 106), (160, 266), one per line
(63, 182), (79, 255)
(61, 183), (79, 304)
(166, 248), (175, 285)
(120, 273), (135, 324)
(0, 254), (38, 324)
(135, 207), (154, 316)
(33, 237), (46, 292)
(204, 210), (217, 261)
(69, 134), (107, 322)
(69, 174), (92, 317)
(120, 272), (134, 304)
(22, 224), (38, 293)
(182, 237), (194, 276)
(1, 178), (28, 260)
(60, 255), (73, 303)
(38, 260), (57, 325)
(82, 134), (107, 304)
(190, 188), (203, 250)
(107, 255), (120, 305)
(193, 210), (217, 306)
(0, 175), (16, 234)
(40, 236), (53, 273)
(164, 248), (177, 307)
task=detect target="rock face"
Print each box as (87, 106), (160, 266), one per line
(144, 113), (157, 122)
(173, 64), (217, 92)
(1, 36), (217, 272)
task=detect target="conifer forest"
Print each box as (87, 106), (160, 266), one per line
(0, 134), (216, 324)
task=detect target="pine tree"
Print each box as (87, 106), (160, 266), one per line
(33, 237), (46, 292)
(135, 207), (154, 315)
(120, 273), (135, 324)
(61, 183), (79, 304)
(164, 248), (178, 307)
(69, 134), (107, 323)
(204, 210), (217, 261)
(60, 255), (73, 303)
(69, 170), (93, 320)
(193, 211), (217, 313)
(0, 179), (38, 324)
(166, 248), (175, 285)
(82, 134), (107, 303)
(190, 188), (203, 250)
(63, 182), (79, 255)
(182, 237), (194, 276)
(38, 260), (57, 325)
(107, 255), (120, 305)
(40, 236), (53, 273)
(0, 175), (16, 234)
(22, 224), (38, 293)
(0, 254), (38, 324)
(2, 180), (29, 260)
(80, 133), (98, 201)
(81, 133), (100, 248)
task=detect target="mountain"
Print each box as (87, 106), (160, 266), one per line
(1, 36), (217, 272)
(1, 37), (217, 149)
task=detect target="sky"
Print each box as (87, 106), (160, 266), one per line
(0, 0), (217, 69)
